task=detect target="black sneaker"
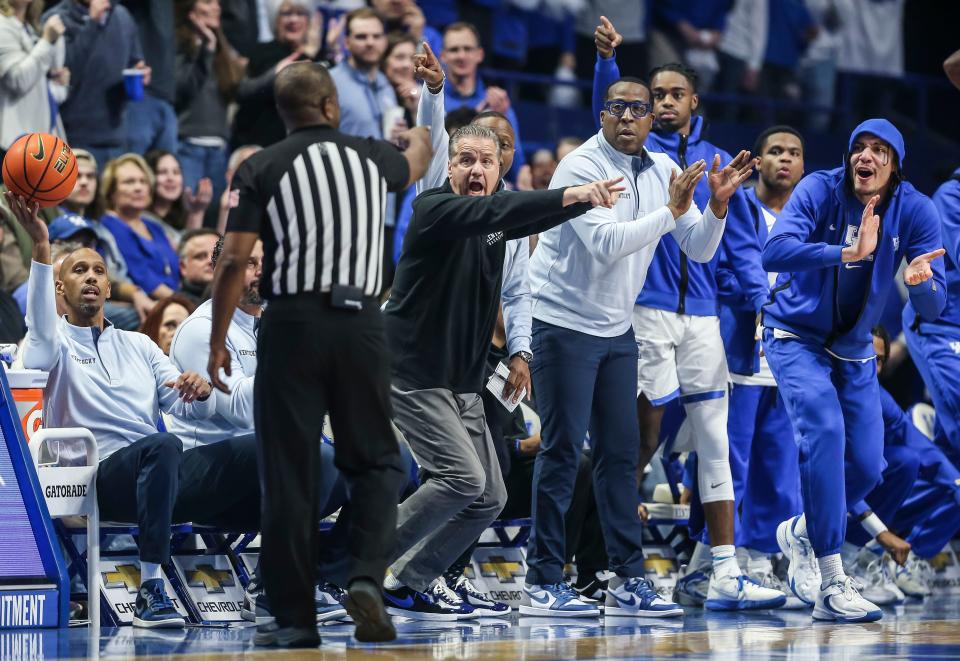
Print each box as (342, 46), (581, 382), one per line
(253, 620), (320, 648)
(574, 575), (609, 603)
(133, 579), (185, 628)
(344, 578), (396, 643)
(383, 583), (469, 621)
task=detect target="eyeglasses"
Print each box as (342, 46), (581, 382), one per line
(603, 100), (651, 119)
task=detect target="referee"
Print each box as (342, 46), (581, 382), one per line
(208, 62), (431, 647)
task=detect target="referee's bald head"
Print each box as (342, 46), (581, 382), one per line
(275, 62), (341, 130)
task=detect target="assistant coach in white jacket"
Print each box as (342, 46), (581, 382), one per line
(8, 192), (258, 630)
(521, 75), (756, 617)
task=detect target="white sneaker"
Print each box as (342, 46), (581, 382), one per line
(748, 571), (807, 609)
(848, 552), (902, 606)
(672, 564), (711, 607)
(704, 573), (787, 611)
(519, 582), (600, 617)
(776, 516), (821, 606)
(605, 577), (683, 617)
(813, 576), (883, 622)
(887, 553), (932, 598)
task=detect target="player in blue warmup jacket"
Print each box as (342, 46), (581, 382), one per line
(761, 118), (947, 623)
(903, 167), (960, 456)
(591, 17), (782, 612)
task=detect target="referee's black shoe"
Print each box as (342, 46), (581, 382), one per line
(344, 578), (397, 642)
(252, 620), (320, 648)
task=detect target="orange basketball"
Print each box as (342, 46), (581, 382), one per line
(2, 133), (79, 209)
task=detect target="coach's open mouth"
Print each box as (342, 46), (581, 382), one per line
(468, 181), (485, 194)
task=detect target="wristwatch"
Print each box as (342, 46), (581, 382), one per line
(512, 351), (533, 364)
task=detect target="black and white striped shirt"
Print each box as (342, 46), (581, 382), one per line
(226, 125), (409, 298)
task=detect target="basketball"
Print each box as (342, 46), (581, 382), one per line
(2, 133), (79, 209)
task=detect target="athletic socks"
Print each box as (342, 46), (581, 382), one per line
(140, 562), (162, 584)
(711, 544), (741, 579)
(818, 553), (845, 589)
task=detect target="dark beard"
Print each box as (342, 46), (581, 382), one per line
(240, 286), (263, 307)
(77, 301), (101, 316)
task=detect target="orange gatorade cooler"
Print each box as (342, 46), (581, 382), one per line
(6, 368), (48, 443)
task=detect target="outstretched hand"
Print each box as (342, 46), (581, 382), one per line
(842, 195), (880, 263)
(563, 176), (625, 209)
(667, 160), (706, 219)
(414, 41), (444, 90)
(707, 150), (757, 204)
(904, 249), (946, 286)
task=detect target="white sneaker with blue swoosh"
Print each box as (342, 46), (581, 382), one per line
(520, 583), (600, 617)
(813, 576), (882, 623)
(605, 578), (684, 617)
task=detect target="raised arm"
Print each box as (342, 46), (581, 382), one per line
(591, 16), (622, 130)
(413, 41), (449, 192)
(4, 194), (60, 371)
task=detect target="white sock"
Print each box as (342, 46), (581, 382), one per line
(818, 553), (845, 589)
(793, 514), (808, 540)
(383, 572), (402, 590)
(689, 542), (712, 571)
(140, 562), (162, 584)
(712, 544), (741, 579)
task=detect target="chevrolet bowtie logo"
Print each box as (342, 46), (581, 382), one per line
(102, 564), (142, 593)
(479, 556), (525, 583)
(644, 553), (676, 578)
(929, 552), (954, 572)
(186, 565), (235, 593)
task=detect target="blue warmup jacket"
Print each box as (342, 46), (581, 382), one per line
(762, 167), (946, 360)
(905, 168), (960, 333)
(718, 187), (773, 375)
(592, 55), (768, 317)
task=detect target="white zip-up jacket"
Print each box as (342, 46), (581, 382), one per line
(166, 300), (258, 447)
(20, 261), (215, 460)
(530, 130), (726, 337)
(415, 82), (531, 357)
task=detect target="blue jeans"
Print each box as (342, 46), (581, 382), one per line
(177, 141), (229, 211)
(527, 320), (646, 584)
(126, 94), (178, 155)
(762, 329), (884, 557)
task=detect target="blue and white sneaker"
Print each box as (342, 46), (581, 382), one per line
(704, 574), (787, 611)
(133, 579), (185, 628)
(452, 576), (511, 616)
(519, 582), (600, 617)
(383, 583), (473, 621)
(673, 564), (710, 607)
(430, 578), (479, 620)
(813, 576), (883, 623)
(605, 578), (684, 617)
(776, 516), (821, 606)
(315, 582), (350, 622)
(242, 580), (349, 623)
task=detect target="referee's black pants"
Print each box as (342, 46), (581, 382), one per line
(255, 294), (407, 629)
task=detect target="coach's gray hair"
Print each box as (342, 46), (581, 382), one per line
(448, 124), (502, 162)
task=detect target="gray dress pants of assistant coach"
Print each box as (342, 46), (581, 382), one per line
(389, 385), (508, 592)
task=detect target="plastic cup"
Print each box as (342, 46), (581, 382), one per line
(122, 68), (145, 101)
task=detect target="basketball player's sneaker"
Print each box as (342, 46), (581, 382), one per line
(242, 580), (349, 623)
(133, 579), (185, 628)
(431, 578), (479, 620)
(673, 565), (710, 607)
(519, 582), (600, 617)
(747, 570), (807, 609)
(776, 516), (821, 606)
(451, 576), (511, 616)
(704, 574), (787, 610)
(887, 552), (932, 598)
(813, 576), (883, 623)
(847, 552), (902, 606)
(605, 578), (684, 617)
(383, 582), (473, 621)
(573, 574), (608, 603)
(315, 582), (349, 622)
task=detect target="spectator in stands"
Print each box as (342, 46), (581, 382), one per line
(220, 0), (271, 58)
(1, 177), (32, 295)
(145, 150), (212, 243)
(575, 2), (647, 82)
(139, 294), (197, 355)
(798, 0), (841, 132)
(714, 0), (767, 122)
(8, 190), (268, 630)
(175, 228), (219, 304)
(231, 0), (320, 150)
(216, 144), (260, 233)
(0, 0), (68, 148)
(100, 154), (180, 300)
(760, 0), (817, 120)
(175, 0), (246, 219)
(440, 21), (526, 182)
(555, 135), (583, 161)
(371, 0), (442, 56)
(124, 0), (178, 155)
(529, 148), (557, 190)
(42, 0), (150, 166)
(382, 31), (420, 126)
(60, 149), (103, 220)
(835, 0), (904, 121)
(650, 0), (733, 93)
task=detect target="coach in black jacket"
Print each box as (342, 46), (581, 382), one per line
(380, 123), (622, 617)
